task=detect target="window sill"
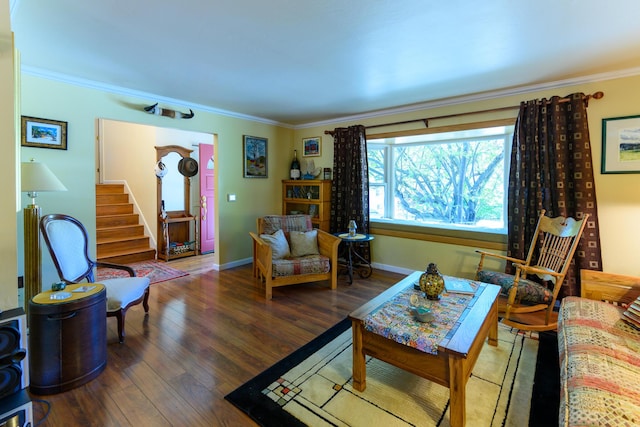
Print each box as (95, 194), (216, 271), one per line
(369, 220), (507, 251)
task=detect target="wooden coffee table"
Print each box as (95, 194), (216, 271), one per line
(349, 271), (500, 427)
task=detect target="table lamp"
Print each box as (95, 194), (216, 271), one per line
(21, 159), (67, 317)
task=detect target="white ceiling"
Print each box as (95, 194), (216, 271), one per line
(10, 0), (640, 126)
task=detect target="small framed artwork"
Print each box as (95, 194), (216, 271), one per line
(243, 135), (268, 178)
(21, 116), (68, 150)
(302, 136), (321, 157)
(602, 115), (640, 174)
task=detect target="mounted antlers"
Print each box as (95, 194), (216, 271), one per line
(144, 103), (194, 119)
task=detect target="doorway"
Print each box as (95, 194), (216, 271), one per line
(97, 119), (217, 260)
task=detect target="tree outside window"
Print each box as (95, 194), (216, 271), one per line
(368, 126), (512, 233)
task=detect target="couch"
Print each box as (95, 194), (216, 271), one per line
(250, 214), (340, 299)
(558, 269), (640, 426)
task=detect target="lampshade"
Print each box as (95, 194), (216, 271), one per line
(21, 160), (67, 193)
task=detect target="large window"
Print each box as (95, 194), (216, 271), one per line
(368, 124), (513, 234)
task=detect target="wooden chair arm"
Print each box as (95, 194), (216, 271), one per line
(475, 250), (525, 265)
(316, 230), (341, 261)
(580, 269), (640, 303)
(249, 232), (273, 278)
(514, 264), (562, 282)
(95, 261), (136, 277)
(249, 232), (273, 260)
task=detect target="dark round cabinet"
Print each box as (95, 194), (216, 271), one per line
(29, 284), (107, 395)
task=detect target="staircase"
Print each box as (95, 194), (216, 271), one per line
(96, 184), (156, 264)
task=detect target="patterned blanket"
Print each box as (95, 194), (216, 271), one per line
(558, 297), (640, 426)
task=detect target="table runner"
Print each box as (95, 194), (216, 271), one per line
(363, 276), (478, 354)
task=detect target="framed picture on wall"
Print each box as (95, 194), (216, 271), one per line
(602, 115), (640, 174)
(243, 135), (268, 178)
(21, 116), (68, 150)
(302, 136), (321, 157)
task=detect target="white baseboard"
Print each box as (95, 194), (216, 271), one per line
(218, 257), (252, 271)
(371, 262), (414, 275)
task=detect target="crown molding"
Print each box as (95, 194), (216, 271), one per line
(20, 65), (289, 127)
(295, 66), (640, 130)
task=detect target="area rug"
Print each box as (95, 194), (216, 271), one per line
(226, 319), (542, 427)
(96, 260), (188, 284)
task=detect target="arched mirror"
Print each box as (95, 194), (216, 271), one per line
(155, 145), (192, 215)
(160, 151), (184, 211)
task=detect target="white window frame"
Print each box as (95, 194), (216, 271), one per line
(367, 119), (514, 238)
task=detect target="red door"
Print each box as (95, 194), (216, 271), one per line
(199, 143), (215, 253)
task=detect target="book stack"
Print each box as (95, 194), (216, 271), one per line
(623, 297), (640, 329)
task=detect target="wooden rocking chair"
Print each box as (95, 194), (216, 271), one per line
(475, 210), (589, 331)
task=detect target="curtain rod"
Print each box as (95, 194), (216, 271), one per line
(324, 91), (604, 135)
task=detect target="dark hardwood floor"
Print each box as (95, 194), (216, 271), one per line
(29, 255), (404, 426)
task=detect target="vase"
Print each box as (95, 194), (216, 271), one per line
(348, 220), (357, 237)
(419, 263), (445, 300)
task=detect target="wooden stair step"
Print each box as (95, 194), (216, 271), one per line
(96, 214), (139, 228)
(98, 248), (156, 265)
(97, 224), (145, 240)
(97, 193), (129, 205)
(97, 235), (147, 245)
(96, 204), (134, 216)
(96, 184), (125, 195)
(97, 236), (151, 257)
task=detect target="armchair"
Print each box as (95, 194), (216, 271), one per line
(250, 215), (341, 299)
(40, 214), (150, 343)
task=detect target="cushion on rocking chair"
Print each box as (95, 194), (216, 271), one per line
(477, 270), (552, 304)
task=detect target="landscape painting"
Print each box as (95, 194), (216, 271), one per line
(602, 115), (640, 174)
(618, 127), (640, 162)
(243, 135), (268, 178)
(21, 116), (68, 150)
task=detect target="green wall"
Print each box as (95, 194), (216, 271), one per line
(18, 74), (293, 289)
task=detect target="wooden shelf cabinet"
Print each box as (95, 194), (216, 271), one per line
(156, 145), (198, 262)
(158, 215), (198, 261)
(282, 179), (331, 231)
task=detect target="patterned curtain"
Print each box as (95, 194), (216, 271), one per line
(330, 125), (370, 259)
(508, 92), (602, 298)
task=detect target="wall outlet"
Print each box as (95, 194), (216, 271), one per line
(227, 194), (236, 202)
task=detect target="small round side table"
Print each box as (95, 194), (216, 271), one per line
(29, 283), (107, 395)
(334, 233), (375, 284)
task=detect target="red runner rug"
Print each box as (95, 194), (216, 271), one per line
(96, 260), (188, 284)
